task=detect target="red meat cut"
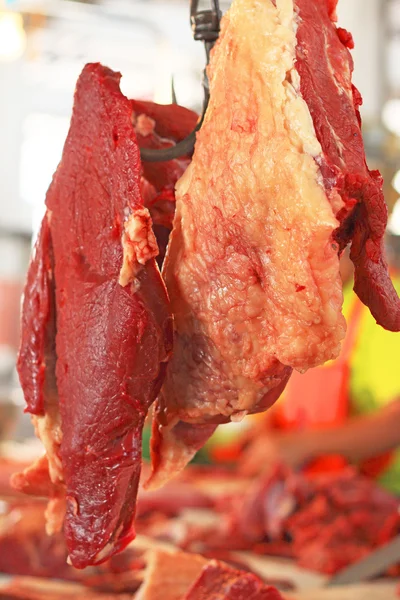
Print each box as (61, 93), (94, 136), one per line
(147, 0), (400, 489)
(294, 0), (400, 331)
(183, 561), (283, 600)
(15, 63), (172, 568)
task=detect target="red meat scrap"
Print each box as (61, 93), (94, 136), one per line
(214, 467), (400, 577)
(11, 455), (56, 499)
(285, 471), (400, 575)
(15, 63), (172, 568)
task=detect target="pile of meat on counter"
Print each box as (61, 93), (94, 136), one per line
(7, 0), (400, 597)
(175, 466), (400, 576)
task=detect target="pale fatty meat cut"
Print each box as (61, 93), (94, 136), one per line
(15, 64), (174, 568)
(148, 0), (400, 488)
(135, 550), (207, 600)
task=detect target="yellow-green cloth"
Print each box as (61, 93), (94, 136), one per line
(343, 277), (400, 494)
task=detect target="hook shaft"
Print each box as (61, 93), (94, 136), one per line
(139, 0), (221, 163)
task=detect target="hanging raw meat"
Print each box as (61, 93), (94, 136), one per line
(15, 64), (173, 568)
(294, 0), (400, 330)
(147, 0), (400, 488)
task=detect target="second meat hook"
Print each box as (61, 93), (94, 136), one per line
(139, 0), (221, 163)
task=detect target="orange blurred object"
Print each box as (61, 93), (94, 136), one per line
(0, 279), (23, 349)
(275, 296), (393, 477)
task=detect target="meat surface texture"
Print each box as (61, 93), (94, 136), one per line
(16, 219), (63, 494)
(183, 561), (283, 600)
(147, 0), (348, 488)
(16, 63), (172, 568)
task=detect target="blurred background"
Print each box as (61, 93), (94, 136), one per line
(0, 0), (399, 442)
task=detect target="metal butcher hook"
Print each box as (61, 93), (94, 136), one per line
(139, 0), (221, 163)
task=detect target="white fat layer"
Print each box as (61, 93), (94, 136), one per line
(172, 0), (346, 414)
(31, 413), (63, 484)
(119, 207), (158, 288)
(279, 0), (323, 159)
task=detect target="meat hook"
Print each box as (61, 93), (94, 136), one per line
(139, 0), (221, 163)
